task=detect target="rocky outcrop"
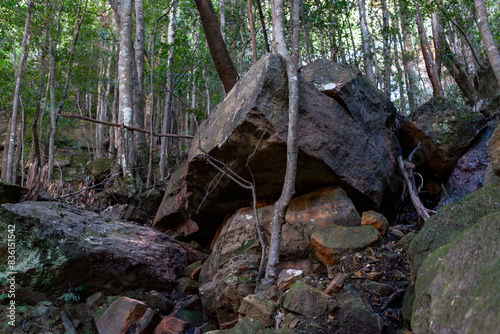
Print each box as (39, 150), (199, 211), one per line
(0, 201), (207, 297)
(436, 122), (494, 208)
(398, 97), (486, 178)
(488, 121), (500, 177)
(411, 211), (500, 334)
(198, 187), (361, 325)
(337, 288), (384, 334)
(154, 54), (399, 236)
(407, 184), (500, 285)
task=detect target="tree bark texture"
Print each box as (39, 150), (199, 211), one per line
(413, 0), (444, 97)
(399, 0), (419, 110)
(291, 0), (300, 64)
(134, 0), (146, 149)
(6, 0), (33, 183)
(194, 0), (239, 93)
(474, 0), (500, 87)
(247, 0), (258, 64)
(357, 0), (376, 84)
(381, 0), (391, 95)
(265, 0), (300, 279)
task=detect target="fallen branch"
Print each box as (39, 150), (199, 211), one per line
(58, 113), (194, 139)
(398, 155), (431, 221)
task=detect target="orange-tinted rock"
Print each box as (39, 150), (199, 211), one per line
(96, 297), (148, 334)
(153, 316), (188, 334)
(311, 225), (381, 266)
(361, 211), (389, 235)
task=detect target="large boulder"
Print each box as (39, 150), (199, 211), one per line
(398, 97), (486, 178)
(154, 54), (399, 237)
(488, 121), (500, 177)
(0, 201), (207, 297)
(436, 121), (496, 208)
(407, 184), (500, 285)
(199, 187), (360, 325)
(411, 211), (500, 334)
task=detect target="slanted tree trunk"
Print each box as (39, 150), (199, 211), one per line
(357, 0), (376, 84)
(194, 0), (239, 93)
(5, 0), (34, 184)
(160, 1), (178, 180)
(265, 0), (300, 280)
(413, 0), (444, 97)
(474, 0), (500, 87)
(255, 0), (270, 52)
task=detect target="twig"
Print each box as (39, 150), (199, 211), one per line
(441, 183), (451, 205)
(58, 113), (194, 139)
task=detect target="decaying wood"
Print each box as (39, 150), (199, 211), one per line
(58, 114), (193, 139)
(398, 155), (431, 221)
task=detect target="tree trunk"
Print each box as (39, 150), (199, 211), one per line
(265, 0), (300, 280)
(115, 0), (137, 189)
(248, 0), (258, 64)
(134, 0), (146, 151)
(357, 0), (376, 84)
(219, 0), (226, 43)
(398, 0), (419, 110)
(413, 0), (444, 97)
(474, 0), (500, 87)
(381, 0), (391, 95)
(160, 1), (178, 180)
(5, 0), (33, 184)
(290, 0), (300, 64)
(26, 0), (49, 199)
(194, 0), (239, 93)
(255, 0), (270, 52)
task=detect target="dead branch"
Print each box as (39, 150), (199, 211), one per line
(398, 155), (431, 221)
(58, 113), (194, 139)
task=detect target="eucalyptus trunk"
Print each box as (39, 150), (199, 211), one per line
(474, 0), (500, 87)
(357, 0), (376, 84)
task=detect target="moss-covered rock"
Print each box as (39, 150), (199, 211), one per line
(282, 281), (329, 318)
(336, 288), (384, 334)
(411, 211), (500, 334)
(398, 97), (486, 177)
(407, 184), (500, 285)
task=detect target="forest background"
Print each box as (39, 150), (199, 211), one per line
(0, 0), (499, 201)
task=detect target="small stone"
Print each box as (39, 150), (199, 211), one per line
(178, 277), (199, 294)
(366, 272), (381, 281)
(324, 273), (345, 295)
(395, 232), (416, 249)
(238, 294), (278, 327)
(147, 291), (174, 314)
(264, 285), (282, 302)
(277, 269), (304, 291)
(281, 312), (303, 329)
(86, 292), (106, 312)
(392, 270), (406, 281)
(388, 227), (404, 239)
(360, 281), (394, 297)
(96, 297), (149, 334)
(283, 281), (330, 318)
(153, 316), (188, 334)
(183, 261), (203, 280)
(361, 211), (389, 235)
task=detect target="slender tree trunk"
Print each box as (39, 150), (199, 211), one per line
(115, 0), (137, 190)
(265, 0), (300, 280)
(134, 0), (146, 152)
(357, 0), (376, 84)
(26, 0), (48, 199)
(248, 0), (258, 63)
(47, 0), (57, 186)
(219, 0), (226, 43)
(160, 2), (178, 180)
(301, 6), (311, 64)
(290, 0), (300, 64)
(431, 12), (443, 80)
(195, 0), (239, 93)
(255, 0), (270, 52)
(474, 0), (500, 87)
(398, 0), (419, 110)
(413, 0), (444, 97)
(6, 0), (34, 184)
(381, 0), (391, 95)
